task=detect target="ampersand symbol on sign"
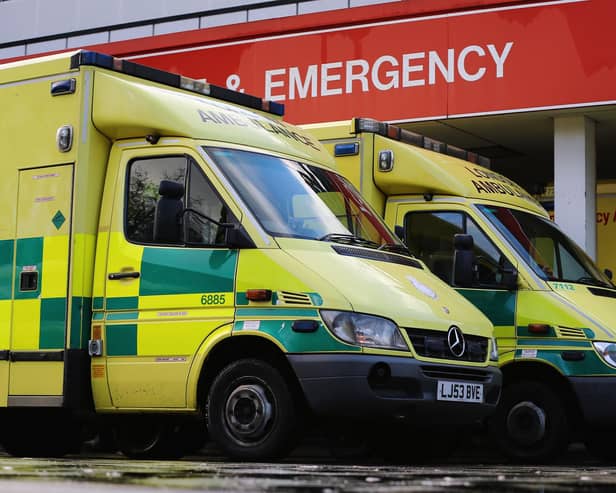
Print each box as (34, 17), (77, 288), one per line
(226, 74), (245, 93)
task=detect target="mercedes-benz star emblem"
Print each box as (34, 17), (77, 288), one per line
(447, 325), (466, 357)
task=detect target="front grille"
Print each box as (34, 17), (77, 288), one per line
(421, 365), (493, 382)
(556, 326), (586, 339)
(276, 291), (312, 305)
(405, 327), (488, 363)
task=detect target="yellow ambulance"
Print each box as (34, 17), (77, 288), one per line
(0, 53), (500, 460)
(305, 117), (616, 462)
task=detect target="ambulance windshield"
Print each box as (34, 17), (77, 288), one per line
(478, 204), (613, 287)
(206, 147), (402, 249)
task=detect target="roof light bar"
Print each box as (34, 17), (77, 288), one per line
(354, 118), (490, 168)
(70, 50), (284, 117)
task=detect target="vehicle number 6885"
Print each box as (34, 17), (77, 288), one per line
(200, 293), (226, 305)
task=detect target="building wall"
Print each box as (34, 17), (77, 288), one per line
(0, 0), (397, 59)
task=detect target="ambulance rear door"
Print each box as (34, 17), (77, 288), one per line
(8, 164), (74, 407)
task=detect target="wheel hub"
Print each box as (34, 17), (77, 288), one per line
(225, 384), (273, 441)
(506, 400), (547, 446)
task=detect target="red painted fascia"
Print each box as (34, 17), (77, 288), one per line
(1, 0), (556, 64)
(91, 0), (552, 58)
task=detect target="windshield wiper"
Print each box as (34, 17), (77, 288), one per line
(378, 243), (412, 256)
(319, 233), (380, 248)
(573, 276), (612, 288)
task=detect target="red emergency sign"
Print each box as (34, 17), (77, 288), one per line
(93, 0), (616, 124)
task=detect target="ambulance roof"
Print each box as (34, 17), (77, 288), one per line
(0, 51), (334, 167)
(305, 118), (547, 216)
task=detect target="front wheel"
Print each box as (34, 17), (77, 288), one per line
(489, 381), (569, 463)
(207, 359), (299, 460)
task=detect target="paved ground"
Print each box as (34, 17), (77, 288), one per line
(0, 446), (614, 493)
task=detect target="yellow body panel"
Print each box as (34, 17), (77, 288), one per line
(136, 318), (227, 355)
(0, 301), (11, 349)
(71, 233), (97, 298)
(106, 356), (191, 408)
(11, 299), (41, 350)
(9, 362), (64, 395)
(41, 236), (70, 298)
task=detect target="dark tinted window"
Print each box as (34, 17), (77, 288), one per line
(478, 205), (612, 286)
(404, 211), (504, 287)
(126, 156), (228, 246)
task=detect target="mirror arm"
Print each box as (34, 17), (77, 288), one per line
(182, 207), (234, 228)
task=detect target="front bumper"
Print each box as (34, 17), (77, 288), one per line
(288, 353), (501, 425)
(569, 376), (616, 427)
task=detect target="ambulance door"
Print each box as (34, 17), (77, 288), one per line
(102, 149), (237, 409)
(396, 204), (518, 353)
(9, 164), (73, 406)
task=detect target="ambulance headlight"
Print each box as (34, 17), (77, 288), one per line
(490, 337), (499, 362)
(593, 342), (616, 368)
(320, 310), (408, 351)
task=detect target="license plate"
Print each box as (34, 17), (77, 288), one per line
(437, 380), (484, 403)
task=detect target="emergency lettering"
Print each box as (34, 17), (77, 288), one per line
(265, 42), (513, 102)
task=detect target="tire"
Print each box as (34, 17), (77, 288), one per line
(114, 419), (186, 459)
(206, 358), (299, 460)
(489, 381), (569, 463)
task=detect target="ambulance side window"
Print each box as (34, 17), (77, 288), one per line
(405, 212), (460, 284)
(125, 156), (228, 246)
(185, 162), (228, 245)
(404, 211), (505, 288)
(126, 156), (187, 244)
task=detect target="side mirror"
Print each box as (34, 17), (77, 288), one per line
(453, 234), (475, 287)
(499, 257), (519, 291)
(394, 225), (406, 244)
(225, 224), (256, 249)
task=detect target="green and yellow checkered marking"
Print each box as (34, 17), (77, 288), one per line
(102, 245), (238, 357)
(10, 235), (71, 350)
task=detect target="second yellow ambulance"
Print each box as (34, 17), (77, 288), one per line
(306, 118), (616, 462)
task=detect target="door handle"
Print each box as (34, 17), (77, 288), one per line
(108, 271), (140, 280)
